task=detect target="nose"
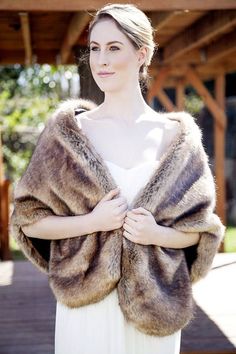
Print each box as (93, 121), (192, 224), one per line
(98, 49), (109, 66)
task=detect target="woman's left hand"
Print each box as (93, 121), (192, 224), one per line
(122, 207), (158, 245)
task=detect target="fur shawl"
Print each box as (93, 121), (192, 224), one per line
(10, 98), (225, 336)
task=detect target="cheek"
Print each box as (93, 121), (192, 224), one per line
(89, 52), (137, 77)
(111, 58), (137, 79)
(113, 53), (134, 70)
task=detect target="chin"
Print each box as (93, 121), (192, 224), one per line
(97, 83), (122, 93)
(93, 75), (124, 91)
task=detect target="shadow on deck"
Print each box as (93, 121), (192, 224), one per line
(0, 253), (235, 354)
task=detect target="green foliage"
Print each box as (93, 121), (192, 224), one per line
(224, 226), (236, 252)
(9, 235), (27, 261)
(184, 91), (204, 116)
(0, 65), (23, 97)
(0, 64), (79, 185)
(0, 64), (79, 98)
(0, 90), (59, 184)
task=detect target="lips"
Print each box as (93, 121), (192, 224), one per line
(97, 72), (115, 77)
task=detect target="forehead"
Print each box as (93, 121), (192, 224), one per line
(89, 18), (128, 43)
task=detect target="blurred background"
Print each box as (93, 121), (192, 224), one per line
(0, 1), (236, 353)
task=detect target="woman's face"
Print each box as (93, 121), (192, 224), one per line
(89, 18), (146, 93)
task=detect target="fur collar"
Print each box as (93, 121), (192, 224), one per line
(10, 98), (225, 337)
(51, 98), (207, 215)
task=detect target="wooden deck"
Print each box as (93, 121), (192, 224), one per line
(0, 253), (235, 354)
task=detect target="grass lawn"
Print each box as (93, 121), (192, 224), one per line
(224, 226), (236, 252)
(9, 235), (27, 261)
(9, 226), (236, 261)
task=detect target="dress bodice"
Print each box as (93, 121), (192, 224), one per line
(55, 158), (181, 354)
(104, 160), (160, 207)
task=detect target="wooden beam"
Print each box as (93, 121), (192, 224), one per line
(146, 66), (177, 111)
(156, 89), (177, 111)
(187, 61), (236, 82)
(185, 66), (226, 130)
(147, 66), (171, 104)
(204, 28), (236, 64)
(60, 12), (91, 65)
(163, 10), (236, 64)
(19, 12), (32, 66)
(153, 46), (236, 79)
(214, 74), (227, 236)
(0, 50), (57, 65)
(148, 11), (182, 31)
(1, 0), (236, 11)
(154, 11), (207, 48)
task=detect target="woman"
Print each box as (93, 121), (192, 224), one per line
(10, 3), (225, 354)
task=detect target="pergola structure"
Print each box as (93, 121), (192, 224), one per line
(1, 0), (236, 258)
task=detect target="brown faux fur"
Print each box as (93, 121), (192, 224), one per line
(10, 98), (225, 336)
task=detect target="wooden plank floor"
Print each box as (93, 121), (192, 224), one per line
(0, 253), (235, 354)
(182, 253), (236, 354)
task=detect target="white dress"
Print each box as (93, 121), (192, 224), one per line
(54, 160), (181, 354)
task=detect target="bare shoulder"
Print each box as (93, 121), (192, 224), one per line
(165, 118), (180, 134)
(75, 108), (100, 121)
(146, 110), (181, 152)
(146, 109), (180, 132)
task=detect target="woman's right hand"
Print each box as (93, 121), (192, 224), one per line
(91, 188), (128, 231)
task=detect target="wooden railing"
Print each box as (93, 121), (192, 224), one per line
(0, 131), (12, 260)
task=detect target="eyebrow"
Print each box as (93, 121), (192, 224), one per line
(89, 41), (124, 46)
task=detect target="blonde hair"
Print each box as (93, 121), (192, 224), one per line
(88, 3), (157, 85)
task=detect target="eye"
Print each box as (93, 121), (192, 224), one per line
(110, 46), (120, 51)
(89, 46), (99, 51)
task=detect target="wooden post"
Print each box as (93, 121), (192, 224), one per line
(0, 130), (12, 260)
(0, 180), (11, 260)
(0, 130), (4, 257)
(185, 67), (226, 251)
(215, 73), (227, 251)
(176, 79), (185, 111)
(19, 12), (32, 66)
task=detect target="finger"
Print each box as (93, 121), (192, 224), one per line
(123, 230), (137, 243)
(102, 188), (120, 201)
(131, 207), (150, 215)
(123, 221), (135, 235)
(126, 211), (143, 222)
(117, 203), (128, 214)
(120, 209), (128, 220)
(113, 195), (127, 205)
(123, 230), (143, 245)
(124, 216), (137, 228)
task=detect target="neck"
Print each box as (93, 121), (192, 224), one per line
(99, 81), (150, 123)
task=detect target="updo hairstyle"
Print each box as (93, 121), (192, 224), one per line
(87, 3), (157, 85)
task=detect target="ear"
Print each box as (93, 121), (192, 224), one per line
(137, 46), (148, 67)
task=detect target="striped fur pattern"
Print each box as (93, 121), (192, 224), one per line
(10, 98), (225, 336)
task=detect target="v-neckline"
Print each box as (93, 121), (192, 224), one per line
(104, 159), (160, 172)
(71, 111), (184, 209)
